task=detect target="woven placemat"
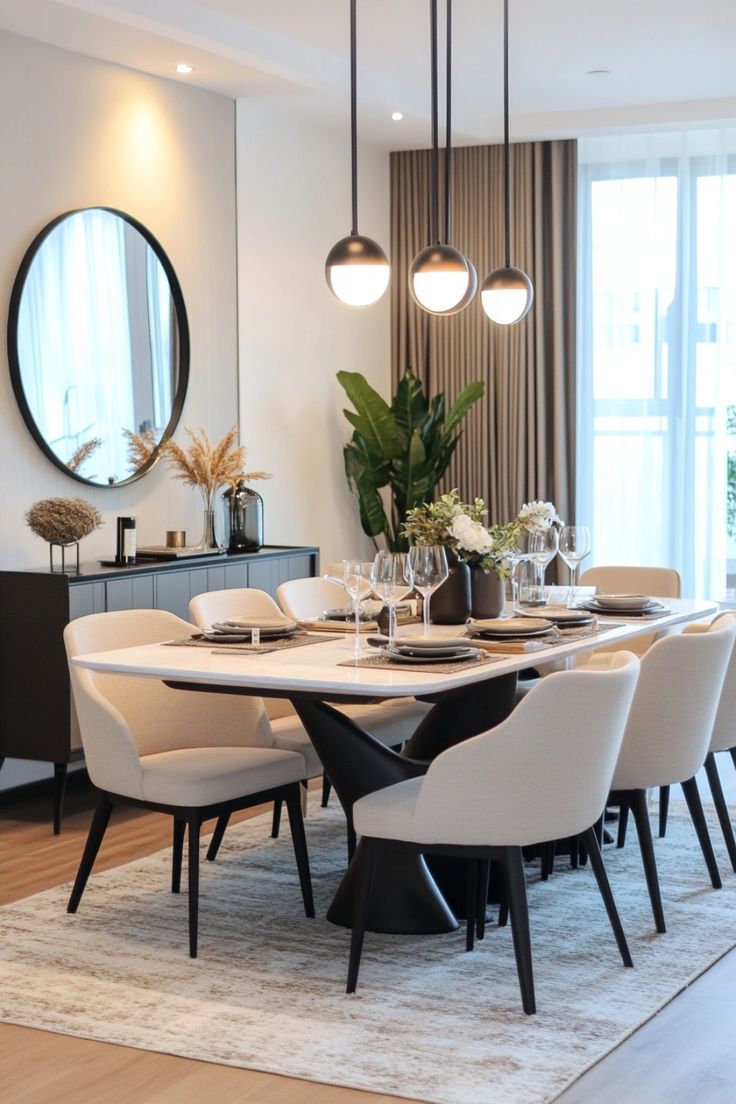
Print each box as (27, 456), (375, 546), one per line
(164, 633), (335, 654)
(337, 652), (504, 674)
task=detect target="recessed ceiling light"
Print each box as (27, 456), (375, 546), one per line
(586, 68), (612, 76)
(176, 63), (194, 74)
(391, 111), (404, 121)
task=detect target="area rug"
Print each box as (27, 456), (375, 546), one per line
(1, 804), (736, 1104)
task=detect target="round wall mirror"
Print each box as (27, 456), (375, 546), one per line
(8, 207), (189, 486)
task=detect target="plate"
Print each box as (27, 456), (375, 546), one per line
(591, 594), (653, 610)
(518, 607), (593, 626)
(468, 617), (554, 636)
(392, 644), (477, 658)
(393, 634), (471, 650)
(323, 607), (376, 621)
(223, 616), (298, 631)
(211, 622), (299, 639)
(380, 646), (479, 664)
(201, 631), (252, 643)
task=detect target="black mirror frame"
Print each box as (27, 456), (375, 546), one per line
(7, 206), (190, 488)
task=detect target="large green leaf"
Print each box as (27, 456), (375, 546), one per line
(344, 443), (389, 538)
(392, 369), (427, 439)
(445, 380), (485, 433)
(390, 429), (427, 518)
(337, 371), (403, 459)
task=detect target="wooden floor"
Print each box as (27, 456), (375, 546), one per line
(2, 775), (736, 1104)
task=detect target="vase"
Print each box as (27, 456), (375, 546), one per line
(222, 481), (264, 552)
(430, 555), (471, 624)
(470, 566), (505, 619)
(196, 508), (221, 551)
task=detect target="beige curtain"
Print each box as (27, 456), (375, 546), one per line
(390, 139), (577, 528)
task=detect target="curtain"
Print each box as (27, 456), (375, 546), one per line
(390, 139), (577, 528)
(577, 130), (736, 599)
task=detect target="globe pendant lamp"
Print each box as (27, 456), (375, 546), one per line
(325, 0), (389, 307)
(481, 0), (534, 325)
(409, 0), (474, 316)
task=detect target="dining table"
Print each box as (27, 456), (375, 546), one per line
(72, 597), (718, 934)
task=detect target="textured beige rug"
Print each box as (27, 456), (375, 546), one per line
(2, 804), (736, 1104)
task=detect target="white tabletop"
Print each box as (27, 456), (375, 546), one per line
(71, 598), (718, 700)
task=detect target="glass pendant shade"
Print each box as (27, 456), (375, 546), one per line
(325, 233), (390, 307)
(409, 243), (473, 314)
(480, 264), (534, 325)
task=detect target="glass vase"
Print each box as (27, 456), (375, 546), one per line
(196, 508), (221, 551)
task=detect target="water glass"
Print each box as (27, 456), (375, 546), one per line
(408, 545), (449, 635)
(343, 560), (374, 657)
(558, 526), (591, 606)
(371, 552), (414, 648)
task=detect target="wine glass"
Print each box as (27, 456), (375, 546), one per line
(371, 552), (414, 649)
(558, 526), (591, 607)
(526, 527), (560, 605)
(408, 545), (449, 635)
(343, 560), (374, 657)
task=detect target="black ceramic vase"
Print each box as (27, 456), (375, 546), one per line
(469, 566), (505, 619)
(430, 555), (471, 624)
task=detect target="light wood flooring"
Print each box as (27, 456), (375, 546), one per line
(2, 773), (736, 1103)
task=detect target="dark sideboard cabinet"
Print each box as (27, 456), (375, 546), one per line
(0, 545), (319, 831)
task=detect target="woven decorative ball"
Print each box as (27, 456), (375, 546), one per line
(25, 497), (103, 545)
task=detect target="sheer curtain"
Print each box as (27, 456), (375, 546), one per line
(577, 130), (736, 599)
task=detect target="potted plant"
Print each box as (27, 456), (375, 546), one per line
(338, 368), (484, 551)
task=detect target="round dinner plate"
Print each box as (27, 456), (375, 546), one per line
(518, 607), (593, 626)
(201, 631), (253, 643)
(223, 616), (298, 631)
(395, 634), (471, 650)
(211, 622), (299, 638)
(381, 646), (479, 664)
(590, 594), (653, 610)
(468, 617), (554, 637)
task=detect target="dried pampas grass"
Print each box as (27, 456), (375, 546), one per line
(123, 428), (159, 472)
(159, 427), (271, 509)
(66, 438), (102, 475)
(25, 498), (103, 545)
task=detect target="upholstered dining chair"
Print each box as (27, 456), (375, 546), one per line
(189, 587), (431, 855)
(606, 615), (736, 934)
(578, 565), (681, 660)
(347, 653), (641, 1014)
(275, 576), (348, 621)
(655, 613), (736, 871)
(64, 609), (314, 958)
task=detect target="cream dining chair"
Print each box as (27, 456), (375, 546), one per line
(64, 609), (314, 958)
(606, 615), (736, 933)
(189, 587), (431, 856)
(347, 652), (641, 1014)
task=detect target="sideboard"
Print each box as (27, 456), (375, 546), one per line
(0, 545), (319, 831)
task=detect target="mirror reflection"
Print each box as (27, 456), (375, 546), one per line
(9, 207), (189, 486)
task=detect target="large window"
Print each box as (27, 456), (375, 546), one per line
(578, 132), (736, 598)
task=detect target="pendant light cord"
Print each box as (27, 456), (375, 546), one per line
(502, 0), (510, 268)
(444, 0), (452, 244)
(430, 0), (440, 245)
(350, 0), (358, 236)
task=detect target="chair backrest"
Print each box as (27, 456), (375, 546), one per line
(579, 565), (681, 598)
(412, 652), (640, 846)
(706, 612), (736, 753)
(612, 615), (736, 790)
(64, 609), (272, 799)
(189, 587), (282, 631)
(276, 577), (347, 620)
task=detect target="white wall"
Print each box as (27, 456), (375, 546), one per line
(236, 97), (391, 567)
(0, 31), (238, 790)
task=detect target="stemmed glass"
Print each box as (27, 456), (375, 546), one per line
(408, 545), (449, 636)
(558, 526), (591, 607)
(371, 552), (414, 650)
(343, 560), (374, 657)
(526, 527), (560, 605)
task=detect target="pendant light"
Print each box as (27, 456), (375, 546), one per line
(480, 0), (534, 325)
(409, 0), (473, 316)
(325, 0), (390, 307)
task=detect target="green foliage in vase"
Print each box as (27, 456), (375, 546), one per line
(338, 368), (485, 551)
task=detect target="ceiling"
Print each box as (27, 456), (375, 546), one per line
(1, 0), (734, 148)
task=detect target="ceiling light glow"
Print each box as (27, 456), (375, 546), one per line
(176, 63), (194, 74)
(391, 111), (404, 121)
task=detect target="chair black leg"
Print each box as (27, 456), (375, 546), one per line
(172, 819), (186, 892)
(67, 793), (114, 913)
(581, 826), (633, 967)
(476, 860), (490, 941)
(187, 815), (201, 959)
(704, 753), (736, 873)
(730, 747), (736, 773)
(206, 813), (230, 861)
(681, 777), (722, 889)
(285, 787), (315, 918)
(628, 789), (666, 933)
(53, 762), (68, 835)
(465, 860), (478, 951)
(347, 819), (357, 864)
(347, 838), (379, 993)
(502, 847), (536, 1015)
(271, 800), (283, 839)
(321, 773), (332, 807)
(616, 804), (629, 848)
(658, 785), (670, 838)
(540, 842), (554, 880)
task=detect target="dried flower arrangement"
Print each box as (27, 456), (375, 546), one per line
(123, 427), (158, 473)
(25, 497), (103, 545)
(158, 426), (271, 511)
(66, 437), (102, 475)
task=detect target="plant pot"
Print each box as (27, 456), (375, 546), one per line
(431, 558), (471, 624)
(470, 566), (505, 619)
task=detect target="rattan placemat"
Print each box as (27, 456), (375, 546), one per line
(164, 633), (335, 654)
(337, 652), (504, 674)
